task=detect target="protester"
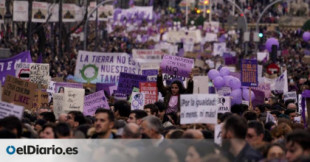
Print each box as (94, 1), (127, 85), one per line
(92, 108), (116, 139)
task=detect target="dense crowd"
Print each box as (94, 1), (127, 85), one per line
(0, 1), (309, 162)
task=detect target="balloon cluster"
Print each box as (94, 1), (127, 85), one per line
(208, 67), (255, 105)
(303, 31), (310, 42)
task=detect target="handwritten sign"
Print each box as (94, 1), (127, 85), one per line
(63, 87), (85, 113)
(16, 63), (50, 85)
(75, 51), (141, 83)
(2, 75), (37, 110)
(131, 92), (145, 110)
(160, 55), (194, 78)
(117, 72), (147, 96)
(241, 59), (258, 87)
(32, 91), (49, 109)
(84, 90), (109, 116)
(180, 94), (218, 124)
(0, 101), (24, 120)
(54, 82), (83, 93)
(139, 82), (158, 104)
(218, 96), (231, 113)
(53, 93), (64, 120)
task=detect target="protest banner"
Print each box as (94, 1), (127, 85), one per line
(252, 89), (265, 107)
(16, 63), (50, 85)
(131, 92), (145, 110)
(32, 91), (49, 109)
(62, 3), (76, 22)
(98, 4), (114, 21)
(139, 82), (158, 104)
(32, 1), (48, 23)
(204, 33), (218, 42)
(0, 51), (32, 85)
(96, 83), (115, 96)
(53, 93), (64, 119)
(54, 82), (83, 93)
(241, 59), (258, 87)
(213, 43), (226, 56)
(0, 101), (24, 120)
(2, 75), (37, 110)
(193, 76), (209, 94)
(154, 42), (178, 55)
(284, 91), (297, 103)
(180, 94), (218, 124)
(63, 87), (85, 113)
(75, 51), (141, 83)
(160, 55), (194, 78)
(117, 72), (147, 96)
(84, 90), (109, 116)
(165, 30), (202, 43)
(132, 49), (165, 63)
(214, 124), (223, 145)
(13, 1), (28, 22)
(116, 6), (153, 20)
(204, 21), (220, 33)
(273, 70), (288, 93)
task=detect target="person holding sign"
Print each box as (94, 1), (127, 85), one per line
(157, 69), (194, 114)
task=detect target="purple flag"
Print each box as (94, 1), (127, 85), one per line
(117, 72), (147, 96)
(37, 53), (42, 63)
(0, 51), (32, 85)
(96, 83), (115, 96)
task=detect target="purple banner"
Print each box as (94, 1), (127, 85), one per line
(142, 69), (158, 76)
(96, 83), (115, 96)
(117, 72), (147, 96)
(241, 59), (258, 87)
(252, 89), (265, 107)
(84, 90), (110, 116)
(224, 57), (237, 65)
(160, 55), (194, 77)
(54, 82), (83, 93)
(0, 51), (32, 85)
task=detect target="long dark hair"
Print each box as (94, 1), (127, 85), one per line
(170, 80), (185, 94)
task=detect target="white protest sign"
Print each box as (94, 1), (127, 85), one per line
(180, 94), (218, 124)
(218, 96), (231, 113)
(13, 1), (29, 22)
(63, 87), (85, 113)
(193, 76), (209, 94)
(165, 30), (202, 43)
(47, 81), (55, 103)
(0, 101), (24, 120)
(75, 51), (141, 83)
(214, 124), (223, 145)
(32, 1), (48, 23)
(154, 42), (178, 55)
(132, 49), (165, 63)
(258, 65), (263, 78)
(204, 21), (220, 33)
(284, 91), (297, 103)
(273, 70), (288, 93)
(298, 94), (307, 114)
(131, 92), (145, 110)
(257, 52), (269, 62)
(266, 111), (277, 124)
(53, 93), (64, 120)
(205, 33), (218, 42)
(213, 43), (226, 56)
(16, 63), (50, 85)
(84, 90), (109, 116)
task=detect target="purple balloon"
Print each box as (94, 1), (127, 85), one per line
(230, 89), (242, 105)
(265, 38), (279, 53)
(223, 76), (234, 86)
(303, 31), (310, 41)
(219, 67), (231, 76)
(208, 69), (220, 80)
(213, 76), (225, 89)
(228, 77), (241, 90)
(242, 89), (255, 101)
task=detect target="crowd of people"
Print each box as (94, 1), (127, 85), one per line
(0, 1), (309, 162)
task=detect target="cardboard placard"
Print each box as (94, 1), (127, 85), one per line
(0, 101), (24, 120)
(63, 87), (85, 113)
